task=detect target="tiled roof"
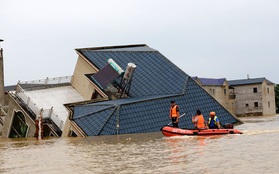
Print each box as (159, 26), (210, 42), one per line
(77, 44), (157, 52)
(194, 77), (226, 86)
(228, 77), (274, 86)
(72, 77), (241, 136)
(72, 44), (242, 136)
(77, 45), (187, 97)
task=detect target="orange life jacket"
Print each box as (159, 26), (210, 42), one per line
(170, 105), (178, 117)
(195, 114), (206, 129)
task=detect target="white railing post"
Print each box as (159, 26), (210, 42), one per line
(59, 120), (64, 130)
(19, 75), (72, 85)
(49, 106), (53, 118)
(26, 97), (30, 106)
(45, 77), (49, 85)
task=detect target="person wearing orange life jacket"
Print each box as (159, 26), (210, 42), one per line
(207, 111), (221, 129)
(192, 110), (207, 129)
(169, 100), (180, 127)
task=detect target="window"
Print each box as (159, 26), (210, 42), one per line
(268, 102), (270, 108)
(209, 88), (215, 94)
(253, 87), (257, 93)
(9, 111), (29, 138)
(246, 103), (249, 107)
(254, 102), (258, 108)
(224, 89), (227, 95)
(267, 88), (270, 93)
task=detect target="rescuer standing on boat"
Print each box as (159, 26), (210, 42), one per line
(169, 100), (180, 127)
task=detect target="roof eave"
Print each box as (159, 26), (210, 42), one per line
(75, 44), (148, 51)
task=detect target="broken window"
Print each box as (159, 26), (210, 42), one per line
(254, 102), (258, 108)
(253, 87), (257, 93)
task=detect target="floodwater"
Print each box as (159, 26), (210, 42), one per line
(0, 115), (279, 174)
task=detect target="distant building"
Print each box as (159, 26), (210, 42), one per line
(228, 78), (276, 116)
(193, 76), (276, 117)
(192, 77), (232, 112)
(1, 44), (242, 138)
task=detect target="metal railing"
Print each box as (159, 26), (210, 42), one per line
(16, 80), (65, 130)
(18, 76), (72, 86)
(41, 107), (64, 130)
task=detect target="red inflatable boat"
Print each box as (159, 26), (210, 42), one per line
(161, 125), (243, 137)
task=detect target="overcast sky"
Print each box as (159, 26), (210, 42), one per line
(1, 0), (279, 86)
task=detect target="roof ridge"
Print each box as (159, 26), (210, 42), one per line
(76, 44), (148, 51)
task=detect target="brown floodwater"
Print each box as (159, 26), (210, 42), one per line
(0, 115), (279, 174)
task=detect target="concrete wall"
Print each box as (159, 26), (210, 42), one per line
(262, 81), (276, 116)
(234, 84), (262, 116)
(203, 85), (230, 110)
(233, 82), (275, 116)
(71, 56), (98, 100)
(228, 89), (236, 115)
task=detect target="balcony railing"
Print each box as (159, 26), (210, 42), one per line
(15, 77), (67, 131)
(18, 76), (72, 85)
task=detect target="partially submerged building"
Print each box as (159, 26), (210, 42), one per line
(1, 44), (242, 138)
(193, 77), (276, 117)
(1, 78), (84, 138)
(228, 78), (276, 116)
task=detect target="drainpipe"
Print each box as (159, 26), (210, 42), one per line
(0, 39), (5, 106)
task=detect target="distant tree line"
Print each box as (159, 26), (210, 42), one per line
(276, 84), (279, 113)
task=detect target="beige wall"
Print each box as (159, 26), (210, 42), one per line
(194, 79), (235, 115)
(2, 93), (36, 138)
(228, 89), (236, 115)
(71, 56), (99, 100)
(262, 81), (276, 115)
(203, 84), (230, 111)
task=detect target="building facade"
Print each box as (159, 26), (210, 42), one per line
(228, 78), (276, 116)
(193, 77), (276, 117)
(193, 77), (230, 108)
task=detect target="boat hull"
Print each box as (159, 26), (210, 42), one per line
(161, 125), (243, 137)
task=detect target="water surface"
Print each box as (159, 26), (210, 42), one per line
(0, 115), (279, 174)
